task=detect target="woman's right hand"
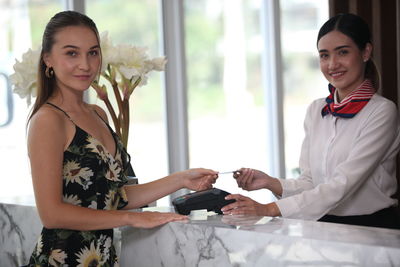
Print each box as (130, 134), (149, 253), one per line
(233, 168), (269, 191)
(128, 211), (188, 229)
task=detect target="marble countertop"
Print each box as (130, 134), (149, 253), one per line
(2, 202), (400, 267)
(189, 212), (400, 249)
(120, 207), (400, 267)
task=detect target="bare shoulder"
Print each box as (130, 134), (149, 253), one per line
(28, 105), (68, 151)
(29, 105), (66, 130)
(89, 104), (109, 123)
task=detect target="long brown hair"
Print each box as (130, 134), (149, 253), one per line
(28, 11), (100, 122)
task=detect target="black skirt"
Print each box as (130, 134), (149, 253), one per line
(318, 206), (400, 230)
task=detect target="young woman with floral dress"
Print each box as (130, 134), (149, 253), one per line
(26, 11), (217, 266)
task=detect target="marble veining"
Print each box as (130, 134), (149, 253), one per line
(0, 202), (123, 267)
(120, 209), (400, 267)
(0, 203), (42, 267)
(1, 203), (400, 267)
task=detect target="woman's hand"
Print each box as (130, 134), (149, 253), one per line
(175, 168), (218, 191)
(123, 168), (218, 210)
(128, 211), (188, 229)
(221, 194), (281, 216)
(233, 168), (269, 191)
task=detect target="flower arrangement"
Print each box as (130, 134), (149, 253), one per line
(92, 32), (166, 148)
(10, 48), (41, 106)
(10, 32), (167, 149)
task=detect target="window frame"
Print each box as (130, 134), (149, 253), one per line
(50, 0), (286, 203)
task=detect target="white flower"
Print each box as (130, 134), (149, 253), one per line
(98, 235), (112, 262)
(103, 236), (112, 254)
(9, 48), (40, 105)
(35, 234), (43, 256)
(88, 200), (98, 210)
(99, 31), (116, 72)
(104, 190), (118, 210)
(63, 160), (94, 186)
(118, 187), (128, 203)
(98, 31), (166, 84)
(82, 180), (93, 190)
(144, 57), (167, 72)
(63, 194), (82, 206)
(75, 242), (103, 267)
(49, 249), (67, 266)
(113, 44), (148, 79)
(105, 160), (121, 182)
(86, 136), (110, 163)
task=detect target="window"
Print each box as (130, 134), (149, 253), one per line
(1, 0), (329, 207)
(184, 0), (328, 203)
(0, 0), (63, 205)
(280, 0), (328, 177)
(184, 0), (272, 203)
(86, 0), (169, 205)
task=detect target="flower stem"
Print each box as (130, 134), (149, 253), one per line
(111, 80), (124, 124)
(104, 98), (121, 138)
(122, 98), (130, 148)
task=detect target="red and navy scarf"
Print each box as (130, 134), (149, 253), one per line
(321, 79), (375, 118)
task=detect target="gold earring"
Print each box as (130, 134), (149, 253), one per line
(45, 66), (54, 78)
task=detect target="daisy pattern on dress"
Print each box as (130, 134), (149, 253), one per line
(118, 187), (128, 203)
(81, 179), (93, 190)
(75, 242), (104, 267)
(114, 150), (122, 166)
(98, 235), (112, 262)
(104, 190), (119, 210)
(105, 160), (121, 182)
(64, 160), (94, 187)
(63, 194), (82, 206)
(88, 200), (97, 210)
(86, 136), (110, 163)
(27, 110), (129, 266)
(49, 249), (67, 267)
(35, 234), (43, 256)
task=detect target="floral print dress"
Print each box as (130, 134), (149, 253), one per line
(27, 103), (130, 267)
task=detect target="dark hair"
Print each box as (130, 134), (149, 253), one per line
(317, 13), (380, 89)
(28, 11), (100, 122)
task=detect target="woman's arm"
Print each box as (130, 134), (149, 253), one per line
(28, 108), (187, 231)
(122, 169), (218, 210)
(276, 100), (399, 220)
(90, 103), (218, 210)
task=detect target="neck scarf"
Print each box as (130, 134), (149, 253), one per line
(321, 79), (375, 118)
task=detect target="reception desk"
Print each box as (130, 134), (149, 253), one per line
(1, 203), (400, 267)
(120, 207), (400, 266)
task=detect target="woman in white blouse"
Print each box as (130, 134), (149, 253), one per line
(221, 13), (400, 229)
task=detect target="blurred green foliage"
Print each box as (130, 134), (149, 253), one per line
(87, 0), (162, 122)
(28, 1), (62, 48)
(26, 0), (323, 123)
(185, 0), (264, 118)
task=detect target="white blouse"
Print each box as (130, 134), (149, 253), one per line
(276, 94), (400, 220)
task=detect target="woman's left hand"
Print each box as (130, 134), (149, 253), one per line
(177, 168), (218, 191)
(221, 194), (281, 216)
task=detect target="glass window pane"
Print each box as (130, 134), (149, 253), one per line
(280, 0), (329, 177)
(87, 0), (168, 205)
(185, 0), (272, 203)
(0, 0), (63, 205)
(185, 0), (329, 203)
